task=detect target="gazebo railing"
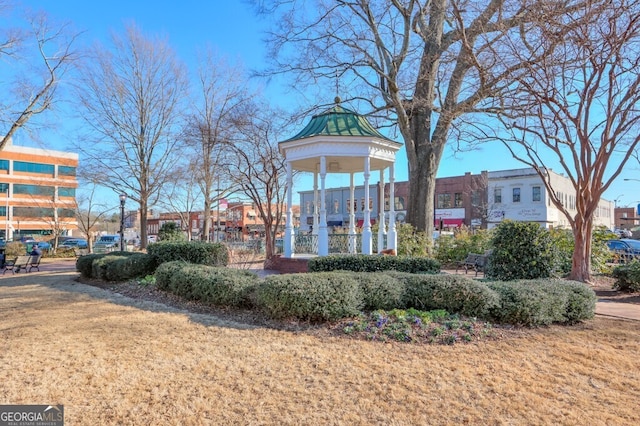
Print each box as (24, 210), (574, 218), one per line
(294, 234), (318, 254)
(293, 233), (366, 255)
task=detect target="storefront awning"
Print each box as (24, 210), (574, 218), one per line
(356, 219), (376, 227)
(434, 218), (464, 228)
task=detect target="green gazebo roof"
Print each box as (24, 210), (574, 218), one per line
(282, 104), (395, 142)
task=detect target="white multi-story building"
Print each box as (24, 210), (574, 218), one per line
(486, 168), (614, 229)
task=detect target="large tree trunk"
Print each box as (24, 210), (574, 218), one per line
(404, 106), (447, 240)
(202, 197), (211, 242)
(570, 214), (593, 282)
(139, 198), (148, 250)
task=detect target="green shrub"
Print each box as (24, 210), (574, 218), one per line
(395, 223), (431, 256)
(434, 229), (493, 267)
(189, 267), (259, 307)
(390, 272), (499, 318)
(122, 253), (158, 278)
(485, 220), (558, 281)
(347, 272), (404, 311)
(308, 254), (440, 274)
(103, 253), (158, 282)
(153, 261), (258, 307)
(487, 279), (595, 326)
(158, 221), (186, 242)
(256, 272), (363, 321)
(147, 241), (229, 267)
(611, 261), (640, 292)
(154, 261), (188, 291)
(563, 280), (597, 323)
(549, 226), (614, 276)
(76, 254), (104, 278)
(5, 241), (26, 257)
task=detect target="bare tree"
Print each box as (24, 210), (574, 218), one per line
(253, 0), (593, 243)
(74, 183), (114, 253)
(184, 50), (250, 241)
(229, 102), (288, 259)
(156, 164), (203, 241)
(74, 23), (188, 249)
(487, 0), (640, 282)
(0, 3), (79, 149)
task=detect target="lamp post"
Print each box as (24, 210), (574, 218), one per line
(119, 193), (127, 251)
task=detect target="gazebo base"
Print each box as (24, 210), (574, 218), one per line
(264, 255), (315, 274)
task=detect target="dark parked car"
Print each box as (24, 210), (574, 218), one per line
(59, 238), (88, 249)
(606, 239), (640, 263)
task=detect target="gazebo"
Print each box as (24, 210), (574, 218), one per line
(279, 99), (402, 257)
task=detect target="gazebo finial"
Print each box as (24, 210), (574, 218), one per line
(334, 96), (341, 104)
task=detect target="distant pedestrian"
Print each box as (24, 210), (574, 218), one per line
(30, 244), (42, 256)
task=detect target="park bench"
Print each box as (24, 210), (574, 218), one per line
(2, 255), (42, 274)
(456, 251), (491, 277)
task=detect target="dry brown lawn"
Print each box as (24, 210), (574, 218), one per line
(1, 270), (639, 425)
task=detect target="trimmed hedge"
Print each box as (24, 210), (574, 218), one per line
(308, 254), (440, 274)
(147, 241), (229, 267)
(256, 272), (363, 321)
(389, 272), (500, 318)
(76, 252), (156, 281)
(611, 261), (640, 292)
(76, 254), (104, 278)
(349, 272), (405, 311)
(153, 261), (259, 307)
(487, 279), (596, 326)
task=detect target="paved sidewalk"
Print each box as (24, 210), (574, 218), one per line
(595, 300), (640, 321)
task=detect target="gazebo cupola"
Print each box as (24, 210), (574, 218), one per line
(279, 98), (402, 257)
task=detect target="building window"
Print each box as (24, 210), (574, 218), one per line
(58, 187), (76, 197)
(532, 186), (541, 202)
(513, 188), (521, 203)
(13, 206), (55, 218)
(494, 188), (502, 204)
(0, 206), (5, 216)
(57, 208), (76, 218)
(0, 183), (7, 193)
(437, 193), (452, 209)
(0, 160), (8, 170)
(395, 196), (405, 210)
(58, 166), (77, 176)
(454, 193), (463, 207)
(13, 161), (55, 175)
(14, 184), (55, 197)
(471, 191), (481, 207)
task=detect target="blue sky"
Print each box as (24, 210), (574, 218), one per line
(13, 0), (640, 211)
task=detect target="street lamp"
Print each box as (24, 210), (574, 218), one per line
(119, 193), (127, 251)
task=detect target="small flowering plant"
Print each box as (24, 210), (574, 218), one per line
(340, 308), (493, 345)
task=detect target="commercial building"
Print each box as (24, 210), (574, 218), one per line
(1, 138), (79, 239)
(299, 167), (614, 231)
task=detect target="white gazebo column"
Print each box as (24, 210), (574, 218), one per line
(362, 157), (372, 254)
(387, 164), (397, 251)
(348, 172), (357, 254)
(377, 169), (386, 253)
(312, 172), (319, 236)
(318, 157), (329, 256)
(284, 161), (294, 257)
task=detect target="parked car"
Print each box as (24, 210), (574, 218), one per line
(93, 235), (121, 252)
(614, 228), (633, 238)
(59, 238), (88, 249)
(17, 236), (51, 251)
(606, 239), (640, 263)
